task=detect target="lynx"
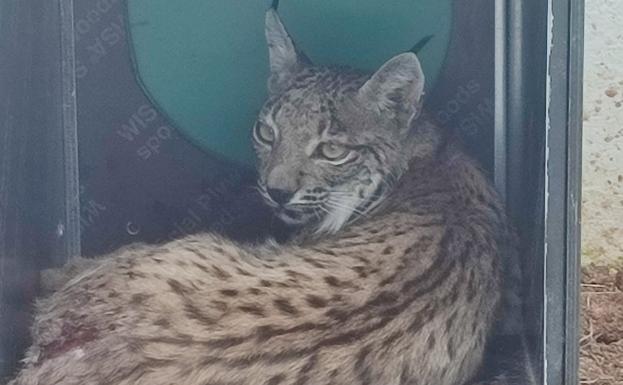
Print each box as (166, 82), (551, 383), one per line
(8, 10), (518, 385)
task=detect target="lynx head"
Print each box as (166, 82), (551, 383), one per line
(254, 10), (427, 234)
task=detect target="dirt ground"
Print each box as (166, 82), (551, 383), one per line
(581, 264), (623, 384)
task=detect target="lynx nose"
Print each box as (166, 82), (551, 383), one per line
(267, 188), (294, 206)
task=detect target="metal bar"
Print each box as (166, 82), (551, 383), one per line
(494, 0), (508, 201)
(543, 0), (583, 383)
(543, 0), (566, 378)
(59, 0), (82, 261)
(564, 0), (584, 383)
(506, 0), (525, 218)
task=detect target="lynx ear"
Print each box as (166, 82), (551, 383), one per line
(265, 9), (310, 95)
(358, 53), (425, 127)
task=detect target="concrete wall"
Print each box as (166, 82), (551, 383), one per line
(581, 0), (623, 265)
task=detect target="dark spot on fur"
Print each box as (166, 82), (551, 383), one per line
(447, 339), (456, 359)
(355, 345), (373, 385)
(286, 270), (311, 281)
(305, 295), (328, 308)
(325, 308), (348, 322)
(154, 318), (170, 328)
(355, 256), (371, 265)
(471, 320), (479, 333)
(408, 314), (425, 332)
(466, 272), (478, 302)
(260, 280), (273, 287)
(220, 289), (239, 297)
(382, 330), (403, 348)
(248, 288), (264, 295)
(445, 312), (456, 332)
(427, 333), (436, 350)
(266, 374), (286, 385)
(379, 273), (398, 287)
(324, 276), (341, 287)
(185, 302), (216, 326)
(255, 325), (275, 341)
(195, 252), (208, 261)
(382, 246), (394, 255)
(300, 354), (318, 374)
(167, 279), (191, 295)
(212, 300), (228, 312)
(449, 288), (460, 303)
(368, 290), (399, 308)
(311, 248), (337, 257)
(355, 345), (371, 369)
(352, 265), (368, 278)
(236, 268), (253, 276)
(212, 265), (232, 280)
(207, 336), (246, 349)
(130, 293), (150, 305)
(274, 298), (299, 316)
(303, 257), (326, 269)
(255, 322), (320, 342)
(238, 304), (266, 317)
(331, 294), (343, 302)
(193, 262), (210, 273)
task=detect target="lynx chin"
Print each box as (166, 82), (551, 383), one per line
(7, 9), (521, 385)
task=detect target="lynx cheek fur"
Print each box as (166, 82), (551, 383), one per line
(8, 10), (510, 385)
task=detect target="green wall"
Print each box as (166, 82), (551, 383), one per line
(128, 0), (452, 165)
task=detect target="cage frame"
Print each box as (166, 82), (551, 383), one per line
(0, 0), (584, 382)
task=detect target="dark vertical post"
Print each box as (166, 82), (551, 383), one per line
(565, 1), (584, 383)
(503, 0), (582, 383)
(543, 0), (583, 384)
(59, 0), (81, 261)
(505, 0), (549, 379)
(0, 0), (80, 378)
(494, 0), (507, 201)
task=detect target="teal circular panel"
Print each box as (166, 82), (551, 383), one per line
(127, 1), (452, 166)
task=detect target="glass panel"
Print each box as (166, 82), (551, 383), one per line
(0, 0), (582, 383)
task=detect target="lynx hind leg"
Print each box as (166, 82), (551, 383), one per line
(39, 256), (98, 295)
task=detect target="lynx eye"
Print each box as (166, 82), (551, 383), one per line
(316, 142), (354, 164)
(253, 122), (275, 145)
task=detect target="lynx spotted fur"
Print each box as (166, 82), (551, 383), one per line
(8, 10), (516, 385)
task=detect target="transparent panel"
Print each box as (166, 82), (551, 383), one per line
(0, 0), (582, 383)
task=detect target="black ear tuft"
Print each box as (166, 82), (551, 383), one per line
(265, 9), (309, 95)
(409, 35), (434, 55)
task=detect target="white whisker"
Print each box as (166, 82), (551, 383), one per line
(312, 208), (323, 221)
(326, 199), (367, 217)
